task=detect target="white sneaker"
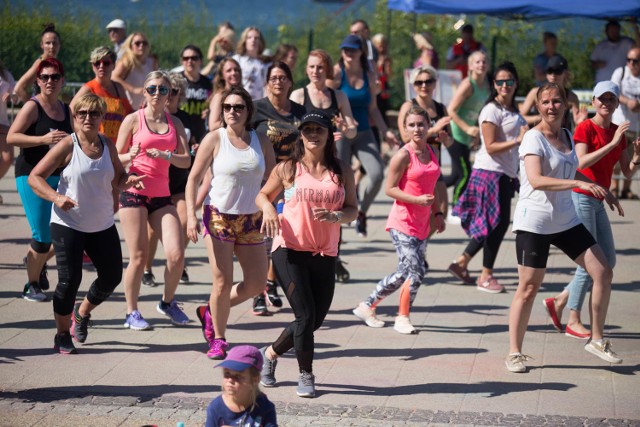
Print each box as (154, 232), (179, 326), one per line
(393, 315), (417, 334)
(352, 302), (384, 328)
(584, 340), (622, 364)
(505, 353), (532, 373)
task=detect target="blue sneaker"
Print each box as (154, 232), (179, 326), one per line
(124, 310), (151, 330)
(157, 300), (190, 325)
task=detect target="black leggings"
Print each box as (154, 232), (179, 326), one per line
(271, 248), (336, 373)
(443, 140), (471, 204)
(463, 174), (514, 269)
(50, 223), (123, 316)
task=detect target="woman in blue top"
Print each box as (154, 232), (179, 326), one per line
(328, 34), (398, 238)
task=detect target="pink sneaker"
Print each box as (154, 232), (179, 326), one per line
(196, 305), (214, 344)
(207, 338), (229, 360)
(476, 275), (504, 294)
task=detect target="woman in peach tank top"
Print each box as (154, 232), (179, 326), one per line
(255, 111), (358, 398)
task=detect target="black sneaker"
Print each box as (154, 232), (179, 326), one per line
(142, 270), (157, 287)
(252, 295), (269, 316)
(265, 281), (283, 308)
(355, 211), (367, 237)
(71, 303), (92, 343)
(54, 332), (77, 354)
(180, 268), (190, 284)
(23, 257), (49, 291)
(335, 258), (350, 283)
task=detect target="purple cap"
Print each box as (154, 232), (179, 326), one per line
(215, 345), (263, 371)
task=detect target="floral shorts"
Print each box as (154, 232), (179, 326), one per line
(202, 205), (264, 245)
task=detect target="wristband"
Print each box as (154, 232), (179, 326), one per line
(632, 160), (640, 166)
(332, 211), (344, 223)
(166, 151), (172, 160)
(434, 212), (444, 217)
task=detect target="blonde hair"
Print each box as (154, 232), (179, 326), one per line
(73, 93), (107, 116)
(467, 50), (486, 68)
(168, 72), (187, 105)
(120, 32), (150, 71)
(236, 27), (265, 56)
(89, 46), (116, 64)
(409, 65), (437, 84)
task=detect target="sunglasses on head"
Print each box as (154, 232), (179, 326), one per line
(414, 79), (436, 86)
(93, 59), (113, 68)
(133, 40), (149, 47)
(76, 110), (101, 120)
(38, 73), (62, 83)
(495, 79), (515, 87)
(182, 55), (200, 62)
(222, 103), (246, 113)
(145, 85), (169, 96)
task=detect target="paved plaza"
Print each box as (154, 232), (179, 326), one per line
(0, 170), (639, 426)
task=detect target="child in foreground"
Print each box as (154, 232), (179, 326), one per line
(206, 345), (277, 427)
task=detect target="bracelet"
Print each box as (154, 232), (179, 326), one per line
(332, 211), (344, 223)
(434, 212), (444, 217)
(166, 151), (172, 160)
(632, 160), (640, 166)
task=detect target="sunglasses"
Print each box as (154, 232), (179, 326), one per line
(546, 69), (564, 75)
(627, 58), (640, 65)
(93, 59), (113, 68)
(133, 40), (149, 47)
(38, 73), (62, 83)
(76, 110), (101, 120)
(145, 85), (169, 96)
(495, 79), (516, 87)
(269, 76), (288, 83)
(222, 103), (246, 113)
(414, 79), (436, 86)
(170, 88), (180, 97)
(182, 55), (201, 62)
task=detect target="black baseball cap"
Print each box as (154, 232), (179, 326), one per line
(298, 111), (332, 130)
(546, 54), (568, 73)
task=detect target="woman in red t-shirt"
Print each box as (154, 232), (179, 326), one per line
(543, 81), (640, 339)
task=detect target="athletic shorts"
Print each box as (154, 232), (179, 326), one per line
(202, 205), (264, 245)
(16, 175), (60, 244)
(119, 191), (173, 214)
(515, 224), (596, 269)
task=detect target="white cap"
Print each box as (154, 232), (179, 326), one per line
(593, 81), (620, 99)
(106, 19), (126, 30)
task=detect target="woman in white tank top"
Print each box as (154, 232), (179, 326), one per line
(186, 86), (275, 360)
(28, 93), (144, 354)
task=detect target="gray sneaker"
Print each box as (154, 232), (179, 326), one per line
(296, 370), (315, 398)
(157, 300), (190, 325)
(259, 346), (278, 387)
(22, 282), (47, 302)
(584, 340), (622, 364)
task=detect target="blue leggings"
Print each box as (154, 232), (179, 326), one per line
(366, 229), (427, 308)
(16, 175), (59, 247)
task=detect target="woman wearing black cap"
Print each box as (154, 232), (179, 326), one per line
(256, 111), (358, 398)
(328, 34), (398, 238)
(519, 54), (587, 131)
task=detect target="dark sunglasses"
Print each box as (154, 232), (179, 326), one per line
(495, 79), (516, 87)
(546, 69), (564, 75)
(38, 73), (62, 83)
(76, 110), (101, 120)
(414, 79), (436, 86)
(627, 58), (640, 65)
(170, 88), (180, 97)
(133, 40), (149, 47)
(182, 55), (201, 62)
(93, 59), (113, 68)
(145, 85), (169, 96)
(222, 103), (246, 113)
(301, 125), (326, 134)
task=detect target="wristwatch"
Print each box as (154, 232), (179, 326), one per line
(333, 211), (344, 223)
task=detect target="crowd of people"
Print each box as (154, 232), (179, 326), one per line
(2, 17), (640, 405)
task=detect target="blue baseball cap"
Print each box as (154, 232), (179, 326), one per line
(340, 34), (363, 50)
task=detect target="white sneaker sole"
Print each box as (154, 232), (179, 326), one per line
(394, 325), (417, 335)
(505, 362), (526, 373)
(352, 308), (384, 328)
(584, 344), (622, 364)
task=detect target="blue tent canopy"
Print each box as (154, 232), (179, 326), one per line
(387, 0), (640, 20)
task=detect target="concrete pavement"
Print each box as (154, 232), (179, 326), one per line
(0, 169), (639, 427)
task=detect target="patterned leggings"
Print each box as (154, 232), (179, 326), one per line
(366, 229), (427, 308)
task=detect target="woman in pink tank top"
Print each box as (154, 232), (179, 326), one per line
(353, 107), (446, 335)
(255, 111), (358, 398)
(115, 70), (191, 331)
